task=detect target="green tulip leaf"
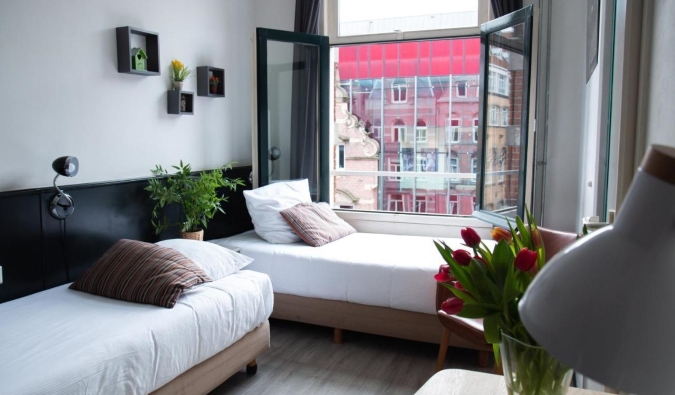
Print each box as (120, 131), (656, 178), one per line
(484, 313), (501, 344)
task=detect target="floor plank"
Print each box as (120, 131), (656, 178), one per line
(211, 319), (492, 395)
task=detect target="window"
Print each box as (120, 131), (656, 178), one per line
(337, 144), (345, 169)
(502, 107), (508, 126)
(498, 74), (507, 95)
(489, 106), (498, 126)
(448, 195), (458, 215)
(456, 81), (467, 97)
(416, 120), (427, 143)
(449, 157), (459, 174)
(487, 67), (509, 96)
(387, 158), (400, 180)
(391, 79), (407, 103)
(446, 118), (460, 142)
(371, 118), (382, 138)
(472, 118), (479, 142)
(392, 120), (406, 142)
(471, 157), (478, 174)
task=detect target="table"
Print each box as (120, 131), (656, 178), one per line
(415, 369), (611, 395)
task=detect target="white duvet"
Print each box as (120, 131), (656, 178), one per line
(212, 231), (470, 315)
(0, 270), (273, 395)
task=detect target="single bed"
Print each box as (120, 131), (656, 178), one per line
(211, 230), (478, 349)
(0, 270), (273, 395)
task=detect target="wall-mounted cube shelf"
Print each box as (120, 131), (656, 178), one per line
(197, 66), (225, 97)
(167, 91), (194, 115)
(116, 26), (160, 75)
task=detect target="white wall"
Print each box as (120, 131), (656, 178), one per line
(644, 0), (675, 148)
(0, 0), (256, 192)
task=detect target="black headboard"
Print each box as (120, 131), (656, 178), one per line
(0, 166), (253, 304)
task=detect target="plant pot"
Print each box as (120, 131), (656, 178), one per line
(210, 84), (218, 94)
(179, 229), (203, 241)
(500, 333), (573, 395)
(172, 81), (183, 91)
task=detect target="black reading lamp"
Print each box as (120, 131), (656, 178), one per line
(49, 156), (79, 220)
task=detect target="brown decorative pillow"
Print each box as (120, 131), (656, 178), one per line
(280, 202), (356, 247)
(70, 239), (211, 308)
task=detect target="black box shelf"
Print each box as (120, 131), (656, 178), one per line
(116, 26), (160, 75)
(197, 66), (225, 97)
(167, 91), (194, 115)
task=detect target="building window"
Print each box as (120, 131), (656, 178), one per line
(447, 118), (460, 142)
(392, 120), (406, 142)
(337, 144), (345, 169)
(387, 158), (400, 180)
(472, 118), (479, 142)
(502, 107), (508, 126)
(498, 74), (507, 95)
(450, 157), (459, 174)
(371, 118), (382, 139)
(488, 67), (509, 96)
(391, 78), (407, 103)
(416, 120), (427, 143)
(471, 157), (478, 174)
(456, 81), (467, 97)
(489, 106), (498, 126)
(448, 195), (458, 215)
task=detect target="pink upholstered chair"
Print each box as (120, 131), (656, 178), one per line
(434, 227), (579, 372)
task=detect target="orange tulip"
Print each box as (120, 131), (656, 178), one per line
(491, 227), (513, 242)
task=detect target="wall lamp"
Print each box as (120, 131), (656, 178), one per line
(49, 156), (79, 220)
(520, 144), (675, 394)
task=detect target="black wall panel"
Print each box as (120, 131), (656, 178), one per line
(0, 166), (253, 303)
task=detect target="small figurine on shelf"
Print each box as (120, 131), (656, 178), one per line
(180, 94), (187, 112)
(209, 75), (220, 94)
(171, 59), (191, 90)
(131, 48), (148, 71)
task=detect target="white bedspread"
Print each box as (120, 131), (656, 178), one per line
(212, 231), (469, 315)
(0, 270), (273, 395)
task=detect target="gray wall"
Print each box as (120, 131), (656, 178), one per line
(0, 0), (256, 192)
(644, 0), (675, 148)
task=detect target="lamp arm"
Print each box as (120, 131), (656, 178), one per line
(53, 174), (65, 195)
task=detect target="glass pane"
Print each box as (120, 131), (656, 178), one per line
(338, 0), (478, 37)
(331, 38), (480, 215)
(266, 41), (320, 197)
(483, 23), (527, 218)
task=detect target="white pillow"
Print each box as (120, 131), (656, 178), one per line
(243, 179), (312, 243)
(156, 238), (253, 280)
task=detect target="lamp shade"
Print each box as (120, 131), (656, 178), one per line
(52, 156), (79, 177)
(519, 145), (675, 395)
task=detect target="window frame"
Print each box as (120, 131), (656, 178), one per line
(391, 79), (408, 103)
(456, 81), (467, 97)
(416, 120), (428, 143)
(501, 107), (509, 126)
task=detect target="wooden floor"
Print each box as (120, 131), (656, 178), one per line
(211, 319), (492, 395)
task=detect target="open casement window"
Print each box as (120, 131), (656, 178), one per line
(474, 6), (533, 225)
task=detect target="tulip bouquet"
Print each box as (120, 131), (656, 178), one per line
(434, 209), (573, 395)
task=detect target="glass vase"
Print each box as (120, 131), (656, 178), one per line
(500, 333), (573, 395)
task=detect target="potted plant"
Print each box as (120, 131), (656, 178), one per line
(145, 161), (245, 240)
(209, 75), (220, 94)
(171, 59), (191, 90)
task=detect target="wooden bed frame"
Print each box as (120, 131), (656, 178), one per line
(151, 320), (270, 395)
(271, 293), (479, 350)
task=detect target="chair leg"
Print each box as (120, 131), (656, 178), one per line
(478, 350), (489, 368)
(333, 328), (343, 344)
(435, 328), (451, 372)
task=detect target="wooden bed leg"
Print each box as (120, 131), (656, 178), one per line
(435, 327), (451, 372)
(333, 328), (343, 344)
(246, 360), (258, 375)
(478, 350), (489, 368)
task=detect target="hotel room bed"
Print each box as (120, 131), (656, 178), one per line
(212, 230), (478, 349)
(0, 270), (273, 395)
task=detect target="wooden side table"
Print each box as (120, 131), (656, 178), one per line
(415, 369), (610, 395)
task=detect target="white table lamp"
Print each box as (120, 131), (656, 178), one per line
(519, 144), (675, 395)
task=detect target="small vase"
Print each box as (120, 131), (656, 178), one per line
(172, 81), (183, 90)
(179, 229), (204, 241)
(210, 84), (218, 94)
(500, 333), (573, 395)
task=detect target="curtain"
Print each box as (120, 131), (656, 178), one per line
(490, 0), (523, 18)
(290, 0), (321, 200)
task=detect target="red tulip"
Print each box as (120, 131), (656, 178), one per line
(514, 248), (538, 272)
(491, 227), (512, 242)
(531, 228), (543, 249)
(453, 281), (466, 291)
(474, 256), (488, 266)
(440, 297), (464, 315)
(434, 265), (455, 283)
(460, 227), (481, 248)
(452, 249), (472, 266)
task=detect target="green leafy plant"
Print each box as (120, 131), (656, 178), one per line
(171, 59), (191, 82)
(145, 161), (245, 234)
